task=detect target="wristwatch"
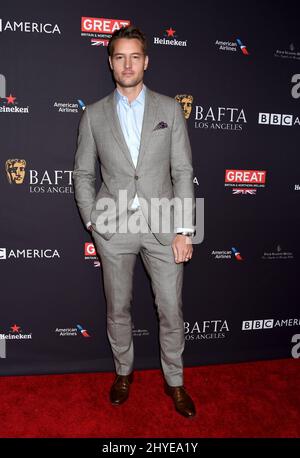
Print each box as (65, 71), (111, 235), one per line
(177, 231), (194, 237)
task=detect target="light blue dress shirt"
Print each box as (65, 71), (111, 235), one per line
(114, 83), (146, 209)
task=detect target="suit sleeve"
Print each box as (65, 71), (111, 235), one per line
(72, 107), (97, 226)
(170, 99), (196, 232)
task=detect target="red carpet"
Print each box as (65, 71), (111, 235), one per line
(0, 358), (299, 438)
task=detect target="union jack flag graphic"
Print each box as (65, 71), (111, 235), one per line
(91, 39), (109, 46)
(232, 188), (257, 195)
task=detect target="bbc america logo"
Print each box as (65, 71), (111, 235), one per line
(242, 318), (300, 330)
(258, 112), (300, 126)
(242, 319), (274, 330)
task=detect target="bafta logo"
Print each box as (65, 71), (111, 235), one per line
(5, 159), (26, 184)
(175, 94), (193, 119)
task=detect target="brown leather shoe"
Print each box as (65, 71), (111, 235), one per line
(109, 372), (133, 405)
(165, 384), (196, 418)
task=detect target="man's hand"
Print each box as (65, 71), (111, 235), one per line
(172, 234), (193, 264)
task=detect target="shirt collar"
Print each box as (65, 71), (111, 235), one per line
(114, 83), (146, 106)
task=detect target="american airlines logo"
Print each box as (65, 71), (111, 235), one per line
(215, 38), (249, 55)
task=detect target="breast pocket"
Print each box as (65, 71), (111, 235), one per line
(152, 127), (170, 137)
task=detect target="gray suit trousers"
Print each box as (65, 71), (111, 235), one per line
(91, 207), (185, 386)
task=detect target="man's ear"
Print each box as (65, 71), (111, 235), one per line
(144, 55), (149, 70)
(108, 56), (113, 70)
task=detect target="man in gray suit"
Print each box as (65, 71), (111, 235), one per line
(73, 26), (196, 418)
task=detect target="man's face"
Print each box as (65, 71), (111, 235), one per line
(109, 38), (149, 89)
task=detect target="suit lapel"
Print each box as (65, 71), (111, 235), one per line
(135, 86), (158, 171)
(104, 91), (135, 169)
(104, 85), (159, 171)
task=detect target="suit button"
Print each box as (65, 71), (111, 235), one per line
(135, 175), (139, 180)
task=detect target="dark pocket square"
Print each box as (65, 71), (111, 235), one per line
(153, 121), (168, 131)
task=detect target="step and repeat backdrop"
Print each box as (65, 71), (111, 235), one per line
(1, 1), (299, 375)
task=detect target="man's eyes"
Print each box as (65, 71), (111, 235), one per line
(115, 55), (140, 59)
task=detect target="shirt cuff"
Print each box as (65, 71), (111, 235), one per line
(176, 228), (194, 233)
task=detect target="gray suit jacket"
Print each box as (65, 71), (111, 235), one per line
(73, 85), (195, 245)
